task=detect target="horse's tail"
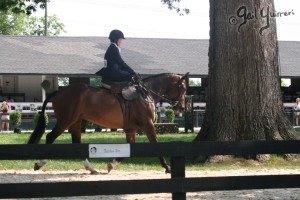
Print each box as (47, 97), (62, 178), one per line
(28, 91), (58, 144)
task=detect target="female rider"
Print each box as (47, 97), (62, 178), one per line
(97, 29), (136, 82)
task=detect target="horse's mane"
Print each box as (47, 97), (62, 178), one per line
(142, 73), (179, 81)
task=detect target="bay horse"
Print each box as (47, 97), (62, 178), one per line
(28, 73), (189, 174)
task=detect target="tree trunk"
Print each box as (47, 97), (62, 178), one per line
(195, 0), (299, 143)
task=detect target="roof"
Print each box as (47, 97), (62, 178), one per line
(278, 41), (300, 77)
(0, 36), (299, 77)
(0, 36), (207, 77)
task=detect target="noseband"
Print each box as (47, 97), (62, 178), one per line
(162, 77), (186, 107)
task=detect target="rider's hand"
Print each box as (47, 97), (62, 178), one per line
(132, 73), (141, 84)
(132, 74), (139, 84)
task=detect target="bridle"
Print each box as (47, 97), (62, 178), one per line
(161, 77), (186, 107)
(137, 74), (188, 108)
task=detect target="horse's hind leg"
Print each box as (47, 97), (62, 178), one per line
(34, 124), (65, 170)
(144, 123), (171, 173)
(69, 119), (99, 175)
(34, 159), (48, 171)
(107, 129), (136, 173)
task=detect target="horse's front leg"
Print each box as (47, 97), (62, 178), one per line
(144, 123), (171, 173)
(34, 159), (48, 170)
(107, 129), (136, 173)
(107, 158), (123, 173)
(159, 157), (171, 174)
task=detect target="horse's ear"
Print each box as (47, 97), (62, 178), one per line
(181, 72), (189, 81)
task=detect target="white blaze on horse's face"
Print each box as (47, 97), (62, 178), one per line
(178, 82), (187, 111)
(170, 74), (187, 111)
(179, 74), (189, 110)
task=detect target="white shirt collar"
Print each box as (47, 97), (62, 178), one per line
(112, 42), (121, 53)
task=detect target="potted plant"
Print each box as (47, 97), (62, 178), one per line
(165, 109), (175, 123)
(94, 125), (103, 133)
(80, 120), (94, 133)
(155, 109), (179, 134)
(34, 112), (49, 126)
(9, 110), (22, 133)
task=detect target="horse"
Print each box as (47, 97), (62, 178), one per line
(28, 73), (189, 174)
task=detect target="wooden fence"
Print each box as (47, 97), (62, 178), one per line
(0, 140), (300, 199)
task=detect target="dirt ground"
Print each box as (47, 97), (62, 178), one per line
(1, 168), (300, 200)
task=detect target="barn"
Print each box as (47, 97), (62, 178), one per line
(0, 36), (299, 128)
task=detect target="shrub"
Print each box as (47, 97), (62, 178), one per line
(9, 111), (22, 128)
(165, 109), (175, 123)
(154, 112), (158, 123)
(34, 112), (49, 126)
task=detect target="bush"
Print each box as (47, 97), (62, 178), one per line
(34, 112), (49, 126)
(81, 120), (95, 133)
(165, 109), (175, 123)
(154, 112), (158, 123)
(9, 111), (22, 128)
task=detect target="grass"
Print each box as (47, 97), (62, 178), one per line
(0, 132), (299, 171)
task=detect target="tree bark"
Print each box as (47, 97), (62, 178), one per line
(195, 0), (299, 143)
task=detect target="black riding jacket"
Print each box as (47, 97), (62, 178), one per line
(101, 43), (135, 82)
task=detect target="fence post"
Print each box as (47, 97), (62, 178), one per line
(171, 156), (186, 200)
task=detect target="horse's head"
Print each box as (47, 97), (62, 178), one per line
(163, 73), (189, 111)
(143, 72), (189, 111)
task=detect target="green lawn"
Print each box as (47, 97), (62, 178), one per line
(0, 132), (299, 171)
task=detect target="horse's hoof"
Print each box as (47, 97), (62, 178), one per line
(34, 163), (41, 171)
(165, 166), (171, 174)
(90, 170), (100, 175)
(107, 163), (114, 173)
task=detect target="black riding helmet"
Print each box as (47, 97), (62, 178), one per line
(109, 29), (125, 42)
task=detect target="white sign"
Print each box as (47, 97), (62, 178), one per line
(89, 144), (130, 158)
(30, 104), (37, 111)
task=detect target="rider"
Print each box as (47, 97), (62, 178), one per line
(97, 29), (136, 82)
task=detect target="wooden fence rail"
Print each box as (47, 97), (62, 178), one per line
(0, 140), (300, 199)
(1, 140), (300, 159)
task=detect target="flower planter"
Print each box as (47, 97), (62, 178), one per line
(155, 123), (179, 134)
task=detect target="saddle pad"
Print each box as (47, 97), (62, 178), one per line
(101, 81), (130, 94)
(122, 86), (137, 100)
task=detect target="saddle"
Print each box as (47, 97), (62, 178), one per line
(102, 81), (137, 100)
(101, 80), (153, 131)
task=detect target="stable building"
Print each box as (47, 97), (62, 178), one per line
(0, 36), (299, 104)
(0, 36), (207, 103)
(0, 36), (300, 128)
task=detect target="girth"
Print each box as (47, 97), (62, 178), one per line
(115, 95), (130, 131)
